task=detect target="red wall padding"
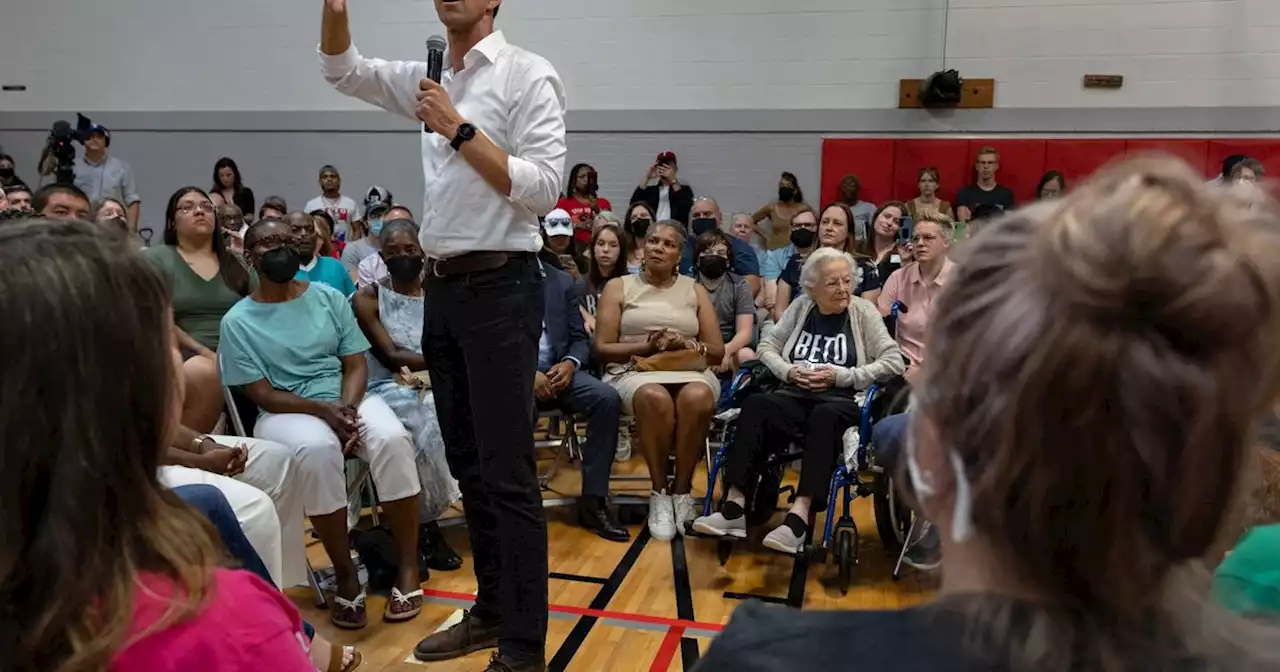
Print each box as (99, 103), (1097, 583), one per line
(822, 138), (1277, 205)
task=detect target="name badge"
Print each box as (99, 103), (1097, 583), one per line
(890, 254), (901, 264)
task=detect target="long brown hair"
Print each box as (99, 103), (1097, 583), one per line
(587, 221), (630, 292)
(0, 220), (222, 671)
(916, 156), (1280, 670)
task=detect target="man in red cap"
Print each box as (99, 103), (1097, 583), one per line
(632, 151), (694, 225)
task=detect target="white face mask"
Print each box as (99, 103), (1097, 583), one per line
(905, 413), (975, 544)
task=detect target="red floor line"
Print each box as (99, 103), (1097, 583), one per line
(419, 587), (726, 632)
(649, 627), (685, 672)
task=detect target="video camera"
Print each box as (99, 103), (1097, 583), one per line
(44, 113), (98, 186)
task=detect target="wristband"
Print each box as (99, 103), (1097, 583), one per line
(193, 435), (211, 453)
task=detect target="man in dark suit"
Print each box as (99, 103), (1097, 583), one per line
(535, 264), (628, 541)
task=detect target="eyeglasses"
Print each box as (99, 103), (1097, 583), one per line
(177, 202), (216, 214)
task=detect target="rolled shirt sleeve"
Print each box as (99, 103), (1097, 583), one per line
(120, 160), (141, 205)
(505, 63), (568, 216)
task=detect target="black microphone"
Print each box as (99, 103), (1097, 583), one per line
(423, 35), (446, 134)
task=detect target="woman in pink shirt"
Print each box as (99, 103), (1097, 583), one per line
(876, 211), (957, 383)
(0, 219), (319, 672)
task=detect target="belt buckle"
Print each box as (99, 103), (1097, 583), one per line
(428, 258), (446, 278)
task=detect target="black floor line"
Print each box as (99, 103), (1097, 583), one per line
(549, 571), (609, 585)
(671, 536), (701, 669)
(722, 591), (789, 605)
(547, 527), (651, 672)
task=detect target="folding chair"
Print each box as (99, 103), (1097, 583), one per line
(535, 408), (581, 492)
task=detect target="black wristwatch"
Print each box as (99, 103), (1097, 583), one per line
(451, 123), (477, 151)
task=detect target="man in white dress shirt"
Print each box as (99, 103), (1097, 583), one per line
(320, 1), (565, 670)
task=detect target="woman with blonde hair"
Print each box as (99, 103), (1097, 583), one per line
(698, 157), (1280, 670)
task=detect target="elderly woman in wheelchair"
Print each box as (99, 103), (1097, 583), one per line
(692, 247), (904, 554)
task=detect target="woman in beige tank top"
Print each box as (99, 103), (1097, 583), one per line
(595, 221), (725, 542)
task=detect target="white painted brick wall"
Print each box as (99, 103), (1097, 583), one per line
(2, 0), (1276, 112)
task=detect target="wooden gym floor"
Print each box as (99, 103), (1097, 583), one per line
(291, 441), (937, 671)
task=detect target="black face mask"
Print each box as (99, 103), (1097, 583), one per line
(691, 217), (717, 236)
(0, 167), (13, 180)
(790, 229), (816, 249)
(778, 186), (796, 202)
(386, 254), (425, 282)
(258, 246), (301, 284)
(698, 255), (728, 279)
(628, 217), (651, 239)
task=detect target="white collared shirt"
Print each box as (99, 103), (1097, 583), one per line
(319, 31), (567, 259)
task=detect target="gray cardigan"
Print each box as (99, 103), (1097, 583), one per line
(758, 295), (905, 390)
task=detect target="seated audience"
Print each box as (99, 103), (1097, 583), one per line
(857, 201), (905, 291)
(540, 208), (580, 278)
(5, 184), (33, 211)
(775, 203), (878, 319)
(1232, 158), (1266, 184)
(259, 195), (288, 220)
(729, 211), (763, 254)
(217, 202), (248, 253)
(1037, 170), (1066, 200)
(209, 157), (256, 215)
(753, 171), (811, 251)
(633, 151), (694, 224)
(143, 187), (252, 432)
(94, 196), (131, 235)
(595, 220), (725, 541)
(557, 163), (611, 246)
(535, 260), (628, 541)
(219, 218), (424, 628)
(1212, 429), (1280, 616)
(692, 248), (904, 553)
(311, 209), (339, 258)
(351, 219), (464, 571)
(34, 183), (91, 221)
(700, 157), (1280, 671)
(1211, 153), (1249, 185)
(289, 211), (355, 294)
(356, 205), (415, 287)
(623, 201), (655, 272)
(692, 229), (757, 406)
(0, 153), (25, 189)
(876, 211), (955, 381)
(684, 197), (761, 294)
(956, 146), (1016, 221)
(304, 165), (360, 243)
(835, 174), (878, 242)
(904, 167), (953, 220)
(578, 220), (630, 336)
(342, 186), (392, 274)
(1, 219), (315, 671)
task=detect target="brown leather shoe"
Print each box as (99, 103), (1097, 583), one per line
(484, 652), (546, 672)
(412, 610), (501, 662)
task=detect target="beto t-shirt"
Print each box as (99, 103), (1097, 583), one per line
(956, 184), (1015, 213)
(789, 309), (855, 368)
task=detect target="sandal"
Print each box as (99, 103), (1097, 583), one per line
(326, 645), (363, 672)
(330, 590), (367, 630)
(383, 586), (424, 622)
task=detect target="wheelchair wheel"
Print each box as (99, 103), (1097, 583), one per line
(873, 472), (913, 556)
(835, 527), (857, 594)
(746, 464), (785, 528)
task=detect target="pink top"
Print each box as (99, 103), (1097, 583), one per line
(877, 258), (956, 371)
(111, 568), (314, 672)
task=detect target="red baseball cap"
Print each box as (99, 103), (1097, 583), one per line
(656, 151), (677, 165)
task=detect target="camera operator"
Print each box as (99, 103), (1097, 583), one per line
(39, 123), (140, 232)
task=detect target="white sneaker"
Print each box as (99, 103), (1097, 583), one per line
(691, 511), (747, 539)
(615, 426), (632, 463)
(672, 493), (695, 537)
(648, 491), (676, 540)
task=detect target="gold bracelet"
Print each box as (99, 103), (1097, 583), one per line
(192, 434), (210, 453)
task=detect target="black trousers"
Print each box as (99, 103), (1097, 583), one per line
(722, 391), (861, 507)
(424, 254), (547, 661)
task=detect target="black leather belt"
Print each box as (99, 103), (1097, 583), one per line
(426, 251), (529, 277)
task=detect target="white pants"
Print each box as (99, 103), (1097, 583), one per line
(254, 395), (421, 521)
(158, 437), (303, 587)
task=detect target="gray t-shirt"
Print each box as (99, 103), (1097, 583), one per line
(699, 273), (755, 342)
(340, 238), (379, 272)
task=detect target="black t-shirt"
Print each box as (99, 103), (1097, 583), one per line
(695, 600), (1203, 672)
(782, 309), (858, 401)
(956, 184), (1015, 213)
(575, 277), (602, 316)
(780, 254), (880, 296)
